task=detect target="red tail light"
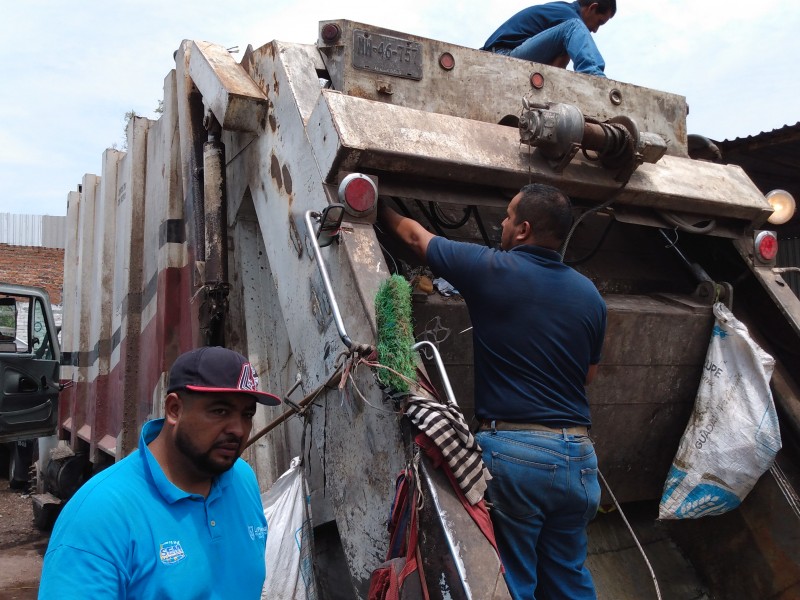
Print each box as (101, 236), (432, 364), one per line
(755, 230), (778, 262)
(338, 173), (377, 216)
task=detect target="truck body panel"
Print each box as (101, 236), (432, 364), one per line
(36, 21), (800, 599)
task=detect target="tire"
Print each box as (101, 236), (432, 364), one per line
(8, 441), (32, 490)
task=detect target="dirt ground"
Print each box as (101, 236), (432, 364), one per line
(0, 482), (48, 600)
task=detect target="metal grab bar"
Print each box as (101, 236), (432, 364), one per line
(304, 209), (354, 350)
(413, 340), (456, 406)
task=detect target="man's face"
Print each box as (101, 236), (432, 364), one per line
(581, 3), (613, 33)
(173, 392), (257, 477)
(500, 193), (524, 251)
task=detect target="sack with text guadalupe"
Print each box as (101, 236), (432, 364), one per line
(659, 302), (782, 519)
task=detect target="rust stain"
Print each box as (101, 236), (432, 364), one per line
(281, 164), (292, 194)
(272, 72), (280, 95)
(348, 85), (373, 100)
(270, 154), (283, 190)
(268, 113), (277, 132)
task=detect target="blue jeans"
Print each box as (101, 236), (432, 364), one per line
(477, 427), (600, 600)
(493, 19), (606, 77)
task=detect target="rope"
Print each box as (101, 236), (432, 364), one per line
(243, 365), (345, 450)
(597, 468), (663, 600)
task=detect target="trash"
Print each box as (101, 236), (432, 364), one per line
(433, 277), (459, 296)
(659, 303), (781, 519)
(261, 457), (318, 600)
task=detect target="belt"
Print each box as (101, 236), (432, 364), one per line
(479, 420), (588, 436)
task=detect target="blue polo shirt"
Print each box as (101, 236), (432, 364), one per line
(39, 419), (267, 599)
(482, 1), (582, 50)
(427, 237), (606, 426)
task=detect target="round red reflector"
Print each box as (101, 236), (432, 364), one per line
(755, 231), (778, 261)
(530, 72), (545, 89)
(321, 24), (341, 44)
(439, 52), (455, 71)
(339, 174), (377, 215)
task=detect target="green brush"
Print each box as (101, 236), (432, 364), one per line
(375, 274), (417, 393)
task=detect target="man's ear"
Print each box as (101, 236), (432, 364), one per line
(164, 392), (183, 425)
(517, 220), (532, 242)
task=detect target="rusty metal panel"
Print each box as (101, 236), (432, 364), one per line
(187, 40), (268, 132)
(307, 90), (772, 224)
(230, 41), (406, 596)
(666, 456), (800, 599)
(778, 236), (800, 297)
(412, 291), (715, 504)
(318, 20), (689, 157)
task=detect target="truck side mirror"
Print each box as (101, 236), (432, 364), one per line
(316, 204), (345, 248)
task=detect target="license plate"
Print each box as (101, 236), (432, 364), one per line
(352, 30), (423, 80)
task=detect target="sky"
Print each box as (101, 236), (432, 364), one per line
(1, 0), (798, 216)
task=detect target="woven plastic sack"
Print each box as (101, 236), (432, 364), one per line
(659, 302), (781, 519)
(261, 457), (318, 600)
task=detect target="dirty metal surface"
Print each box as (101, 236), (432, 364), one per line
(417, 452), (511, 599)
(318, 20), (688, 157)
(307, 90), (771, 225)
(735, 239), (800, 340)
(587, 502), (709, 600)
(227, 41), (407, 598)
(187, 40), (268, 132)
(411, 291), (714, 504)
(666, 455), (800, 599)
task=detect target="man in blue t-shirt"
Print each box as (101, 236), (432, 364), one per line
(482, 0), (616, 77)
(380, 184), (606, 599)
(39, 346), (282, 599)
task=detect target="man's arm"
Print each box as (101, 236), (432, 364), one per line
(378, 204), (436, 262)
(586, 363), (599, 385)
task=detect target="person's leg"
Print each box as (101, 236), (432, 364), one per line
(509, 19), (606, 77)
(478, 430), (546, 599)
(535, 436), (601, 600)
(478, 430), (573, 600)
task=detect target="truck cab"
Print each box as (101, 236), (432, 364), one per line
(0, 283), (61, 487)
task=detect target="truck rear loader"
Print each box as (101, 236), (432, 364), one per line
(5, 20), (800, 599)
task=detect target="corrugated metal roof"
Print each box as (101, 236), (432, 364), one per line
(716, 122), (800, 234)
(0, 213), (66, 248)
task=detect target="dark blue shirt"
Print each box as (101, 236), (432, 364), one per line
(427, 237), (606, 426)
(482, 1), (582, 50)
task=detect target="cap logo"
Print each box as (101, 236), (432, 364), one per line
(238, 363), (260, 392)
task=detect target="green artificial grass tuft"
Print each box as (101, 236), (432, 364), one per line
(375, 274), (417, 392)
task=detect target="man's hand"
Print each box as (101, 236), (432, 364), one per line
(378, 203), (436, 263)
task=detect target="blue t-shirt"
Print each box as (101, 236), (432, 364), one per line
(427, 237), (606, 426)
(39, 419), (267, 599)
(482, 1), (582, 50)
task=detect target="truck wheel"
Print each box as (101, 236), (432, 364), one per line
(8, 442), (33, 490)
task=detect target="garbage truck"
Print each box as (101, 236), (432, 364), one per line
(22, 20), (800, 599)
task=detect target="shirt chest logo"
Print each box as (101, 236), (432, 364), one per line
(248, 525), (267, 541)
(159, 540), (187, 565)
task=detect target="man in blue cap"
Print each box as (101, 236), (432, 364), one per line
(39, 346), (281, 599)
(482, 0), (616, 77)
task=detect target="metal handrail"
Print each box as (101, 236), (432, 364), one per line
(413, 340), (456, 406)
(304, 209), (353, 349)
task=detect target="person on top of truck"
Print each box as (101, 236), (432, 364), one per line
(482, 0), (616, 77)
(379, 184), (606, 600)
(39, 346), (281, 599)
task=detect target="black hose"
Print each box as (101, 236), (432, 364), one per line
(565, 218), (615, 265)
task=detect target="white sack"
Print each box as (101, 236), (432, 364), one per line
(659, 302), (782, 519)
(261, 457), (318, 600)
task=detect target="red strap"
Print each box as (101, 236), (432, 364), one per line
(414, 432), (503, 569)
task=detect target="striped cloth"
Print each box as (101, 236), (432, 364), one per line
(404, 394), (491, 505)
